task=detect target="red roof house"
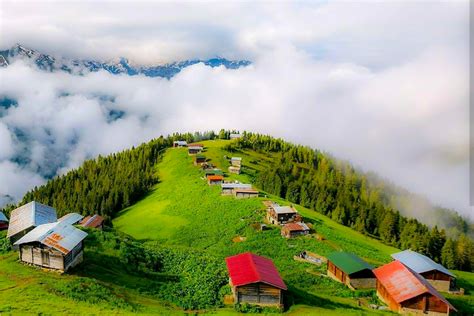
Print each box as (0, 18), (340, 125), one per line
(80, 214), (104, 229)
(373, 260), (456, 315)
(225, 252), (286, 306)
(207, 175), (224, 185)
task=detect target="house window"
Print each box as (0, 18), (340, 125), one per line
(42, 251), (50, 266)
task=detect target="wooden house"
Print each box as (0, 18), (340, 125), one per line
(391, 250), (455, 292)
(0, 212), (8, 230)
(188, 144), (203, 155)
(225, 252), (287, 307)
(207, 175), (224, 185)
(80, 214), (104, 230)
(266, 205), (301, 225)
(14, 221), (88, 272)
(234, 188), (259, 199)
(281, 222), (310, 238)
(230, 133), (241, 140)
(228, 166), (241, 174)
(173, 140), (187, 147)
(205, 169), (223, 177)
(7, 201), (57, 244)
(373, 260), (456, 315)
(231, 157), (242, 167)
(327, 252), (376, 289)
(194, 154), (206, 165)
(221, 183), (252, 195)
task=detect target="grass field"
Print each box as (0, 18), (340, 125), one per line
(1, 139), (472, 315)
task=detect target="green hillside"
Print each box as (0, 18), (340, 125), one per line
(1, 139), (473, 315)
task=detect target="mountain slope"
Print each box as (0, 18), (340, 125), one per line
(0, 44), (250, 79)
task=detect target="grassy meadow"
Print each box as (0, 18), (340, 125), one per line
(0, 139), (472, 315)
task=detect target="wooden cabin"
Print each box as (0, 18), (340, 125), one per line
(230, 133), (241, 140)
(327, 252), (376, 289)
(7, 201), (57, 244)
(14, 221), (88, 272)
(80, 214), (104, 230)
(373, 261), (456, 315)
(231, 157), (242, 167)
(225, 252), (287, 307)
(207, 175), (224, 185)
(205, 169), (223, 177)
(228, 166), (241, 174)
(281, 222), (310, 238)
(266, 205), (301, 225)
(0, 212), (8, 230)
(234, 188), (259, 199)
(188, 145), (203, 155)
(392, 250), (455, 292)
(221, 183), (252, 195)
(173, 140), (187, 147)
(194, 154), (206, 165)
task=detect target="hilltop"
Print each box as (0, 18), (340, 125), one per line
(0, 134), (473, 314)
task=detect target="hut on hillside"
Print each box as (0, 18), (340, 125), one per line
(205, 169), (223, 177)
(194, 154), (206, 165)
(266, 205), (300, 225)
(225, 252), (287, 307)
(234, 188), (259, 199)
(230, 133), (241, 140)
(173, 140), (187, 147)
(0, 212), (8, 230)
(207, 175), (224, 185)
(231, 157), (242, 167)
(80, 214), (104, 230)
(281, 222), (310, 238)
(373, 260), (456, 315)
(57, 213), (83, 225)
(391, 250), (455, 292)
(326, 252), (376, 289)
(7, 201), (57, 244)
(14, 221), (88, 272)
(221, 183), (252, 195)
(188, 144), (203, 155)
(228, 166), (241, 174)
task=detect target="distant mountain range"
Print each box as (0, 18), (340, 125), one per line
(0, 44), (251, 78)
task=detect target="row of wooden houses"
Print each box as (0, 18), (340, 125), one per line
(3, 201), (103, 272)
(326, 250), (457, 315)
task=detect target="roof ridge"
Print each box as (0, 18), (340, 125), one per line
(248, 253), (262, 282)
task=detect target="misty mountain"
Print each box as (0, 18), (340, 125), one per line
(0, 44), (251, 79)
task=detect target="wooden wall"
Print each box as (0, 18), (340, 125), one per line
(235, 283), (282, 306)
(20, 244), (64, 271)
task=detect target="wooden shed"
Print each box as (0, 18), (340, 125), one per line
(205, 169), (223, 177)
(207, 175), (224, 185)
(326, 252), (376, 289)
(266, 205), (300, 225)
(230, 133), (241, 140)
(194, 154), (206, 165)
(228, 166), (241, 174)
(0, 212), (8, 231)
(231, 157), (242, 167)
(173, 140), (187, 147)
(281, 222), (310, 238)
(234, 188), (259, 199)
(188, 144), (203, 155)
(373, 260), (456, 315)
(7, 201), (57, 244)
(14, 221), (88, 272)
(225, 252), (287, 307)
(221, 183), (252, 195)
(80, 214), (105, 230)
(391, 250), (455, 292)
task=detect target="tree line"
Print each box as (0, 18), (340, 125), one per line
(225, 132), (474, 272)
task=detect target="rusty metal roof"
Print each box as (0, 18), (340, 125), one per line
(7, 201), (57, 238)
(58, 213), (83, 225)
(391, 250), (455, 278)
(14, 221), (87, 255)
(0, 212), (8, 222)
(80, 214), (104, 228)
(373, 260), (456, 311)
(207, 175), (224, 181)
(284, 222), (310, 232)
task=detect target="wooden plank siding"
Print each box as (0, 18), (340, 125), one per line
(234, 283), (282, 306)
(19, 241), (84, 272)
(327, 260), (376, 289)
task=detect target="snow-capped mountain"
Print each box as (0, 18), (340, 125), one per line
(0, 44), (251, 78)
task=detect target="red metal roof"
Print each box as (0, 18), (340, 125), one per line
(80, 214), (104, 228)
(283, 222), (307, 231)
(225, 252), (287, 290)
(207, 175), (224, 181)
(373, 261), (455, 310)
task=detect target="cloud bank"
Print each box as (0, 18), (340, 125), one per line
(0, 1), (470, 218)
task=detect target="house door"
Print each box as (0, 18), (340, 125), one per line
(42, 251), (50, 266)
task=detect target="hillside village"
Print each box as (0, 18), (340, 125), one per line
(0, 137), (471, 315)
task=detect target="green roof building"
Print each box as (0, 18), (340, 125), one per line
(327, 252), (376, 290)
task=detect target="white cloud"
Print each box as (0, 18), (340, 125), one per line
(0, 1), (470, 219)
